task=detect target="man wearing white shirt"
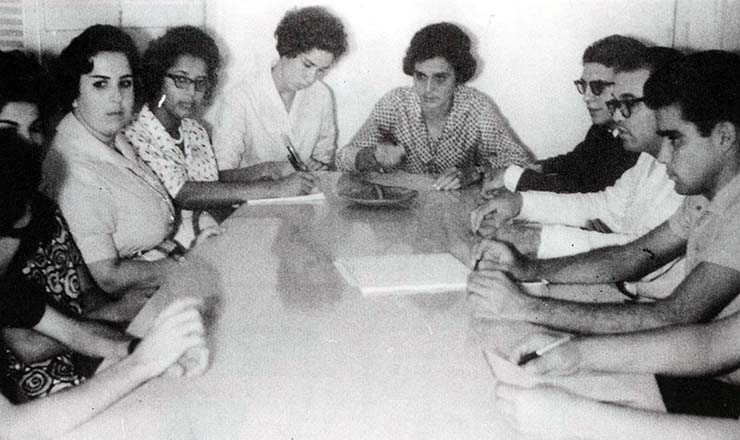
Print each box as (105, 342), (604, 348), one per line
(470, 47), (683, 298)
(485, 35), (642, 194)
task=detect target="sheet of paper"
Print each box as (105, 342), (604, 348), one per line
(334, 253), (470, 296)
(247, 191), (325, 206)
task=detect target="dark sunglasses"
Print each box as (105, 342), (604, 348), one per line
(605, 96), (645, 119)
(574, 79), (615, 96)
(165, 73), (209, 93)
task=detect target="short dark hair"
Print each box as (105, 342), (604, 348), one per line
(632, 46), (683, 75)
(645, 50), (740, 137)
(582, 35), (646, 72)
(275, 6), (347, 60)
(0, 50), (45, 113)
(0, 128), (41, 231)
(55, 24), (140, 111)
(141, 26), (221, 105)
(402, 22), (477, 84)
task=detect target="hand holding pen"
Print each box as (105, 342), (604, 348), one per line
(509, 333), (580, 375)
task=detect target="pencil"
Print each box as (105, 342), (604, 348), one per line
(517, 334), (574, 366)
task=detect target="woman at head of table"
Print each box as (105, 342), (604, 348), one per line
(211, 6), (348, 181)
(335, 22), (533, 190)
(122, 26), (315, 244)
(42, 25), (211, 300)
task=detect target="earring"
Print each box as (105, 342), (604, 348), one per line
(72, 100), (78, 109)
(157, 94), (166, 108)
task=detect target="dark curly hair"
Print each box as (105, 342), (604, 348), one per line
(141, 25), (221, 106)
(55, 25), (140, 112)
(402, 22), (476, 84)
(645, 50), (740, 137)
(0, 128), (41, 231)
(274, 6), (347, 60)
(582, 35), (646, 73)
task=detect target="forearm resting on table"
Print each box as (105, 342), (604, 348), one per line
(218, 161), (289, 182)
(572, 397), (740, 440)
(0, 354), (152, 440)
(528, 224), (685, 284)
(175, 180), (275, 209)
(578, 309), (740, 376)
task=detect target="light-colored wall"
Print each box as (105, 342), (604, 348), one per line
(205, 0), (675, 159)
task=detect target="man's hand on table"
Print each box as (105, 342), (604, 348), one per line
(480, 167), (507, 194)
(495, 382), (585, 440)
(508, 332), (581, 376)
(491, 223), (542, 256)
(467, 269), (535, 320)
(470, 189), (522, 234)
(470, 239), (532, 280)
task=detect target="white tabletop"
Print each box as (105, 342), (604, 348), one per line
(62, 172), (661, 439)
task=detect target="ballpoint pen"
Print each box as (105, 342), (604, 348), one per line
(517, 334), (574, 366)
(285, 137), (309, 172)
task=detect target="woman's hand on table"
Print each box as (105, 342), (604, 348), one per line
(305, 158), (331, 171)
(470, 190), (522, 234)
(467, 269), (534, 320)
(434, 166), (482, 191)
(273, 171), (318, 196)
(495, 382), (584, 440)
(129, 297), (207, 378)
(374, 142), (405, 170)
(508, 332), (581, 376)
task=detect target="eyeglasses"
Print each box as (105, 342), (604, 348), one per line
(605, 96), (645, 119)
(574, 79), (615, 96)
(165, 73), (209, 93)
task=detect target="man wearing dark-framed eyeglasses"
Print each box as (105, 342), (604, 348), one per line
(471, 45), (684, 300)
(483, 35), (643, 196)
(605, 96), (645, 119)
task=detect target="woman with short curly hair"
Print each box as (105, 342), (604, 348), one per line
(336, 22), (532, 190)
(212, 6), (347, 180)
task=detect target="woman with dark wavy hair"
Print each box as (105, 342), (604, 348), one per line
(212, 6), (347, 181)
(336, 22), (532, 190)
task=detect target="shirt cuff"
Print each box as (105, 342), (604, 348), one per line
(504, 165), (525, 192)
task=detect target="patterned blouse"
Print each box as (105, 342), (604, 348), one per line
(335, 86), (532, 173)
(1, 194), (101, 402)
(123, 104), (219, 198)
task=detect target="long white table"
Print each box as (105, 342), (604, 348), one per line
(62, 172), (662, 439)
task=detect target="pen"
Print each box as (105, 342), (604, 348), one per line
(517, 334), (574, 366)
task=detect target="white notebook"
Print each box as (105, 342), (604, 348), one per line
(334, 253), (470, 296)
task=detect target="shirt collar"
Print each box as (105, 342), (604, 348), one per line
(706, 171), (740, 215)
(57, 112), (137, 169)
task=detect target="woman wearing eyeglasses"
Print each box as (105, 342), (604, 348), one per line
(43, 26), (220, 311)
(211, 6), (347, 180)
(335, 22), (532, 190)
(121, 26), (313, 247)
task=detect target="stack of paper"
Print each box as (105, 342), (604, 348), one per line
(334, 253), (470, 296)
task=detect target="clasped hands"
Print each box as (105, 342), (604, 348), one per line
(469, 188), (541, 256)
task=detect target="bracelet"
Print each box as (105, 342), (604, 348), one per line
(127, 337), (142, 355)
